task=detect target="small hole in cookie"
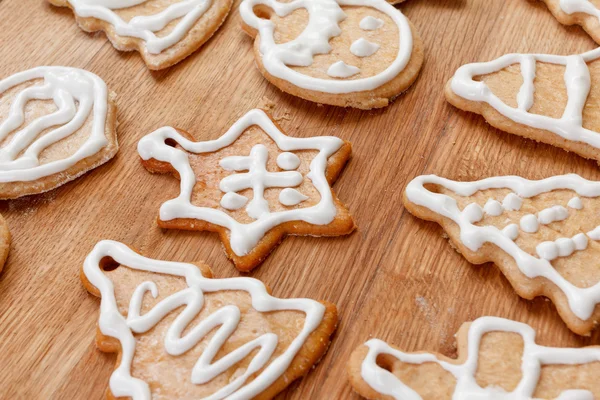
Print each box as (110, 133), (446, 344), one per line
(165, 138), (177, 147)
(253, 4), (274, 20)
(376, 354), (395, 373)
(100, 256), (120, 272)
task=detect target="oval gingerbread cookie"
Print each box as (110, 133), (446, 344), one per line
(240, 0), (424, 109)
(0, 67), (118, 199)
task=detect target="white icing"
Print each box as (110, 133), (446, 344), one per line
(279, 188), (309, 206)
(560, 0), (600, 21)
(588, 226), (600, 240)
(276, 152), (300, 170)
(350, 38), (380, 57)
(138, 109), (343, 257)
(359, 15), (384, 30)
(538, 205), (569, 225)
(405, 174), (600, 320)
(483, 199), (503, 216)
(520, 214), (539, 233)
(327, 61), (360, 78)
(239, 0), (413, 93)
(83, 240), (326, 400)
(568, 196), (583, 209)
(450, 47), (600, 149)
(502, 224), (519, 241)
(463, 203), (483, 224)
(220, 192), (248, 210)
(359, 317), (600, 400)
(0, 66), (110, 183)
(502, 193), (522, 210)
(219, 144), (303, 219)
(66, 0), (211, 54)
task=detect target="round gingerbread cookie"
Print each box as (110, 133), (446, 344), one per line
(48, 0), (234, 70)
(0, 67), (118, 199)
(240, 0), (424, 109)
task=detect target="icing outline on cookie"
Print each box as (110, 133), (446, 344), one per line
(450, 48), (600, 149)
(137, 109), (344, 256)
(359, 317), (599, 400)
(0, 66), (110, 182)
(239, 0), (413, 93)
(84, 240), (327, 400)
(405, 174), (600, 320)
(65, 0), (212, 54)
(559, 0), (600, 21)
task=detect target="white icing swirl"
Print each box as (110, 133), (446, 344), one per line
(138, 109), (344, 257)
(276, 152), (300, 170)
(83, 240), (326, 400)
(279, 188), (309, 206)
(359, 317), (599, 400)
(0, 67), (110, 183)
(65, 0), (212, 54)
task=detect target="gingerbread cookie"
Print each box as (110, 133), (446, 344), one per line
(0, 215), (10, 273)
(404, 174), (600, 335)
(541, 0), (600, 45)
(240, 0), (424, 109)
(82, 240), (338, 399)
(445, 46), (600, 163)
(48, 0), (233, 70)
(348, 316), (600, 400)
(138, 108), (355, 271)
(0, 67), (118, 199)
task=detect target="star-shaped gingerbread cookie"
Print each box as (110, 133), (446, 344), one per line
(138, 109), (355, 271)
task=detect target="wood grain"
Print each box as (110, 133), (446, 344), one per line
(1, 0), (599, 398)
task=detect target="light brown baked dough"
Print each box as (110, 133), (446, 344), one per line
(140, 111), (356, 271)
(241, 4), (424, 109)
(0, 75), (118, 200)
(540, 0), (600, 45)
(403, 178), (600, 335)
(0, 215), (11, 273)
(48, 0), (233, 70)
(445, 56), (600, 163)
(82, 244), (338, 399)
(347, 320), (600, 400)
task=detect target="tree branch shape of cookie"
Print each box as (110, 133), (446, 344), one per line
(348, 317), (599, 400)
(137, 109), (355, 271)
(82, 240), (337, 400)
(542, 0), (600, 45)
(49, 0), (233, 69)
(404, 174), (600, 335)
(0, 67), (118, 199)
(445, 46), (600, 162)
(239, 0), (424, 109)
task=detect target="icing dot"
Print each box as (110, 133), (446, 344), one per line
(537, 241), (558, 261)
(277, 152), (300, 170)
(350, 38), (380, 57)
(567, 196), (583, 209)
(359, 16), (384, 30)
(463, 203), (483, 223)
(572, 233), (588, 250)
(502, 193), (522, 211)
(327, 61), (360, 78)
(483, 199), (503, 216)
(502, 224), (519, 241)
(279, 188), (309, 206)
(588, 226), (600, 240)
(520, 214), (539, 233)
(220, 192), (248, 210)
(555, 238), (575, 257)
(538, 205), (568, 225)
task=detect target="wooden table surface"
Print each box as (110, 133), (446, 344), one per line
(1, 0), (600, 398)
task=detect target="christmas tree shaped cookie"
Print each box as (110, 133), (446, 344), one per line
(82, 240), (338, 399)
(404, 174), (600, 335)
